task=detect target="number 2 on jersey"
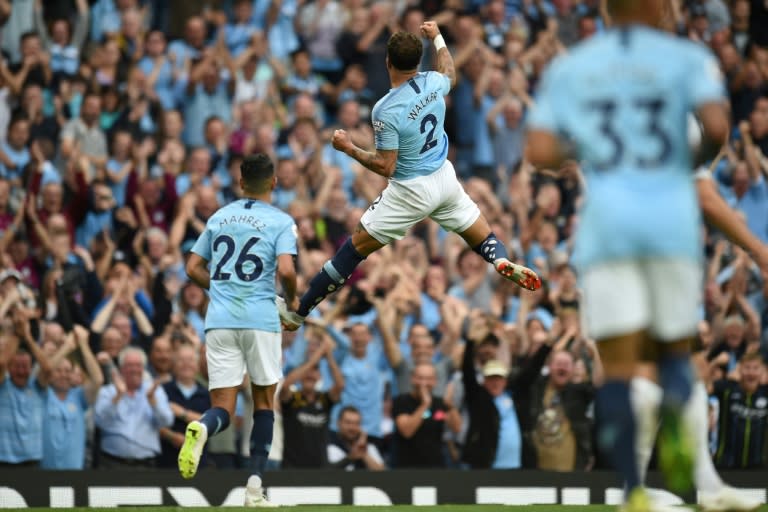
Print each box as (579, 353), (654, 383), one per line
(211, 235), (263, 282)
(420, 114), (438, 154)
(587, 97), (672, 170)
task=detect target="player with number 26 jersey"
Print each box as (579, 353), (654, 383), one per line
(191, 199), (297, 333)
(181, 155), (298, 507)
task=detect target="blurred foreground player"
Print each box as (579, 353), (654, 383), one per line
(630, 165), (767, 512)
(526, 0), (730, 509)
(180, 154), (298, 507)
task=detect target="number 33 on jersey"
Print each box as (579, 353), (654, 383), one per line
(190, 198), (298, 333)
(526, 26), (725, 268)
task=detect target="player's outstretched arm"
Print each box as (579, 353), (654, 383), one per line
(421, 21), (456, 88)
(331, 129), (397, 178)
(695, 102), (729, 166)
(186, 253), (211, 290)
(697, 175), (768, 275)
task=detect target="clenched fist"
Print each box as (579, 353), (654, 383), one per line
(420, 21), (440, 40)
(331, 129), (353, 153)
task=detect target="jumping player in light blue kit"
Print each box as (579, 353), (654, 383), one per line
(279, 21), (541, 331)
(525, 1), (729, 510)
(179, 154), (298, 508)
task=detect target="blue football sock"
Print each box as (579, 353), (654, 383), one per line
(297, 238), (365, 317)
(199, 407), (230, 437)
(472, 232), (509, 265)
(250, 409), (275, 477)
(597, 380), (640, 496)
(659, 353), (694, 409)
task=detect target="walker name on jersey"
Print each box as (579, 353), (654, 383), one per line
(408, 91), (439, 121)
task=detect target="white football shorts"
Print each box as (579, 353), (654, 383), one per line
(360, 159), (481, 244)
(580, 258), (702, 342)
(205, 328), (282, 388)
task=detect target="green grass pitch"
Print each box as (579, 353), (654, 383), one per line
(20, 507), (768, 512)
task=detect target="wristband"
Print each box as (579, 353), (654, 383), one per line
(433, 34), (446, 52)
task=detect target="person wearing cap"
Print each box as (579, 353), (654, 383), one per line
(460, 312), (552, 469)
(0, 268), (36, 315)
(0, 229), (39, 290)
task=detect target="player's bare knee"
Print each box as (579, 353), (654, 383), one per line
(209, 387), (239, 416)
(597, 331), (647, 380)
(351, 227), (384, 256)
(251, 382), (278, 410)
(458, 216), (491, 247)
(656, 337), (693, 357)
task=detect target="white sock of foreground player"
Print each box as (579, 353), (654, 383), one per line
(631, 378), (723, 491)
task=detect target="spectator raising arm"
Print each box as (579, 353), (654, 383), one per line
(325, 337), (345, 403)
(90, 277), (128, 333)
(74, 324), (104, 404)
(125, 279), (154, 338)
(375, 297), (404, 370)
(14, 311), (52, 387)
(740, 120), (764, 183)
(278, 337), (328, 402)
(0, 330), (20, 382)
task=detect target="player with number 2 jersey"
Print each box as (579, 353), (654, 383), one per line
(278, 22), (541, 332)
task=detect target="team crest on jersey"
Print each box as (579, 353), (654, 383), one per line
(756, 397), (767, 409)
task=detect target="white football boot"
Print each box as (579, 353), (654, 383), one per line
(699, 486), (762, 512)
(244, 476), (279, 508)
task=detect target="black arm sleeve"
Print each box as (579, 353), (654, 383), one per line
(462, 342), (482, 403)
(151, 273), (172, 334)
(509, 343), (553, 392)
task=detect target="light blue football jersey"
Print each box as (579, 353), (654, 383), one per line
(372, 71), (452, 180)
(527, 26), (725, 270)
(191, 198), (297, 332)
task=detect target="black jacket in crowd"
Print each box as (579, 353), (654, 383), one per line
(461, 340), (551, 469)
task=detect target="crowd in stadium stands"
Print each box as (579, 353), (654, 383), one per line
(0, 0), (767, 472)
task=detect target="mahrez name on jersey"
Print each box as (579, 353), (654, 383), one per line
(408, 91), (439, 121)
(218, 215), (267, 230)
